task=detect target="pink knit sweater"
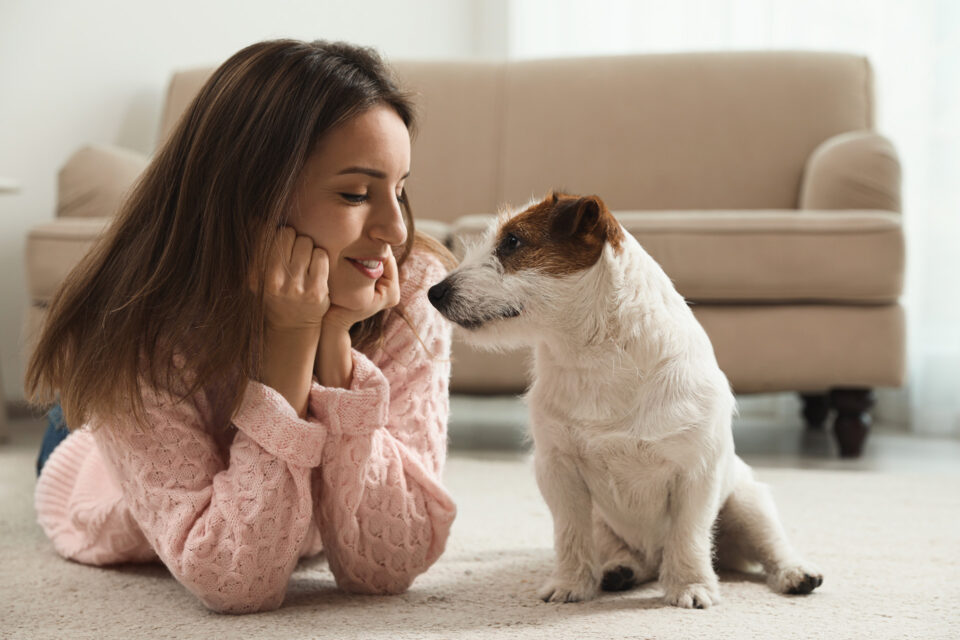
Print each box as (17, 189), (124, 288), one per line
(34, 248), (456, 614)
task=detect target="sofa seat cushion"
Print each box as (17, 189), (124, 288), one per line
(26, 217), (113, 304)
(25, 217), (453, 305)
(445, 303), (905, 394)
(450, 210), (903, 304)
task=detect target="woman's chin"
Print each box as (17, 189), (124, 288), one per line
(329, 291), (375, 314)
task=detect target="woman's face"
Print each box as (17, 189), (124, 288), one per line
(287, 105), (410, 312)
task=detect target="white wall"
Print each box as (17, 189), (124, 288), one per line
(0, 0), (502, 403)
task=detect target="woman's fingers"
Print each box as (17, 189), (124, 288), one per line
(277, 225), (298, 262)
(306, 247), (330, 306)
(375, 250), (401, 309)
(382, 249), (399, 281)
(289, 234), (315, 280)
(264, 226), (297, 288)
(260, 226), (330, 330)
(307, 246), (329, 281)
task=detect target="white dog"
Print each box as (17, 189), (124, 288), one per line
(428, 192), (823, 608)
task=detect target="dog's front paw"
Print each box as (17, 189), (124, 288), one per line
(538, 574), (598, 603)
(663, 582), (720, 609)
(769, 564), (824, 595)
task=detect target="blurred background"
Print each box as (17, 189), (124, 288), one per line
(1, 0), (957, 448)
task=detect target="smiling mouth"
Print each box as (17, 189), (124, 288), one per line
(346, 258), (384, 279)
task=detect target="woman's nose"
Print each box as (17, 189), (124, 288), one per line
(370, 195), (408, 246)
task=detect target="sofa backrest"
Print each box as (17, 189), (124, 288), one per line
(158, 51), (874, 224)
(158, 67), (214, 146)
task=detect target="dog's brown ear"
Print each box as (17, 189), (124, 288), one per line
(552, 195), (624, 250)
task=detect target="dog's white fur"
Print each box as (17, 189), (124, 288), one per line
(433, 199), (822, 608)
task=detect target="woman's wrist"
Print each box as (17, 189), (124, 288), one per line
(261, 325), (323, 418)
(316, 323), (354, 389)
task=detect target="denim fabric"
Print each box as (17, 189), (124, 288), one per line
(36, 404), (70, 477)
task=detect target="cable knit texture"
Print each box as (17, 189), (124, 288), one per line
(34, 248), (456, 614)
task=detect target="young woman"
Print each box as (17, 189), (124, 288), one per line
(26, 39), (457, 614)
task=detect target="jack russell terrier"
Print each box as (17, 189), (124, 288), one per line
(428, 192), (822, 608)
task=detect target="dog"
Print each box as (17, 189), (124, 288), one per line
(427, 192), (823, 608)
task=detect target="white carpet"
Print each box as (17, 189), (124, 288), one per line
(3, 435), (959, 639)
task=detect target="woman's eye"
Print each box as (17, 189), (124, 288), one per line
(340, 192), (368, 204)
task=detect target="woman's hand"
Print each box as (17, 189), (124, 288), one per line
(257, 226), (331, 331)
(251, 226), (329, 417)
(315, 248), (401, 389)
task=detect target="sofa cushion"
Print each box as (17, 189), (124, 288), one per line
(447, 303), (905, 394)
(801, 131), (902, 213)
(158, 61), (507, 227)
(158, 67), (214, 146)
(26, 218), (113, 303)
(57, 145), (149, 218)
(500, 52), (873, 212)
(26, 217), (453, 305)
(393, 61), (505, 225)
(449, 210), (903, 303)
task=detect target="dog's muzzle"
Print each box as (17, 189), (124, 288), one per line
(427, 279), (453, 313)
(428, 276), (522, 329)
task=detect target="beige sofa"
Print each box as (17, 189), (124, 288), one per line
(24, 51), (903, 457)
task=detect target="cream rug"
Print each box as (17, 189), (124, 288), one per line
(2, 430), (958, 639)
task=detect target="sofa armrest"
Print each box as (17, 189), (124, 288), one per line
(800, 131), (901, 213)
(57, 144), (149, 219)
(413, 218), (452, 248)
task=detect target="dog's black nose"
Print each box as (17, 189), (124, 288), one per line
(427, 280), (452, 310)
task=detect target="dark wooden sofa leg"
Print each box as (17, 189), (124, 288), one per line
(829, 388), (875, 458)
(799, 393), (831, 430)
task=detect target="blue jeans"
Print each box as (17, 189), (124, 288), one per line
(36, 404), (70, 477)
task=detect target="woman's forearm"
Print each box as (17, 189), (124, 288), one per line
(315, 324), (354, 389)
(261, 326), (322, 418)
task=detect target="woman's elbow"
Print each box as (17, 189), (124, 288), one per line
(200, 591), (285, 615)
(191, 575), (287, 614)
(336, 567), (417, 596)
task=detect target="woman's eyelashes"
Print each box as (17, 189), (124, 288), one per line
(340, 192), (368, 204)
(339, 190), (406, 205)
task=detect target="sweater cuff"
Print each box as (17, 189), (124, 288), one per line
(232, 381), (328, 468)
(35, 430), (91, 558)
(308, 349), (390, 437)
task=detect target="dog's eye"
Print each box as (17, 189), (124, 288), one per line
(498, 233), (522, 255)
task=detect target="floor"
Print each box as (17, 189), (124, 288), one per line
(4, 397), (959, 640)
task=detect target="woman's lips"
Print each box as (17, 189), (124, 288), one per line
(346, 257), (384, 279)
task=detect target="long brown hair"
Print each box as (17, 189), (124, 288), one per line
(25, 39), (453, 432)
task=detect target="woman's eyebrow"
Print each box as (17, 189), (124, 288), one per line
(337, 166), (410, 180)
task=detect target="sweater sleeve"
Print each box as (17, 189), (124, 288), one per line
(86, 379), (329, 614)
(310, 250), (457, 594)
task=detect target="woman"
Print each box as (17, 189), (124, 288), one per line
(26, 39), (457, 614)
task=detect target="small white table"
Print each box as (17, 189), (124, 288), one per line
(0, 178), (19, 441)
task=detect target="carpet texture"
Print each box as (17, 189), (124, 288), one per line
(3, 440), (959, 639)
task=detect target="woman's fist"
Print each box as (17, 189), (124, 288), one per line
(253, 226), (330, 332)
